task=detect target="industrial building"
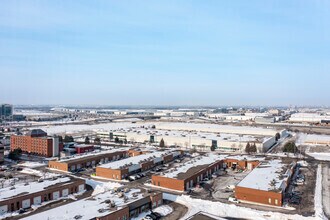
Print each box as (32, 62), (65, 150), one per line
(103, 127), (286, 153)
(10, 129), (60, 157)
(289, 113), (330, 123)
(0, 176), (85, 215)
(235, 160), (296, 207)
(23, 188), (163, 220)
(151, 154), (260, 191)
(49, 148), (129, 172)
(96, 150), (182, 180)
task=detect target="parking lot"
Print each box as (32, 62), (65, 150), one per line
(212, 169), (251, 201)
(283, 160), (317, 216)
(186, 166), (251, 203)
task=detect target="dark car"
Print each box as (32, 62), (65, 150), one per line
(146, 213), (161, 220)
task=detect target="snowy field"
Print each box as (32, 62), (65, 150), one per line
(35, 121), (279, 136)
(296, 133), (330, 161)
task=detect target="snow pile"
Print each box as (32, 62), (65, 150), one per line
(19, 161), (46, 168)
(92, 182), (122, 196)
(20, 168), (59, 178)
(85, 178), (102, 189)
(297, 160), (309, 167)
(153, 205), (173, 216)
(314, 164), (327, 220)
(164, 193), (315, 220)
(308, 153), (330, 162)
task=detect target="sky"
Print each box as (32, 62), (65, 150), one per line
(0, 0), (330, 106)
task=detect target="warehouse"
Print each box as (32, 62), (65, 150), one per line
(107, 128), (277, 153)
(235, 160), (296, 207)
(22, 188), (163, 220)
(96, 150), (182, 180)
(49, 148), (128, 172)
(0, 176), (85, 215)
(151, 154), (260, 192)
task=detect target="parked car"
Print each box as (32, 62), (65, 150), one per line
(145, 212), (161, 220)
(226, 185), (235, 190)
(135, 174), (142, 179)
(212, 173), (219, 178)
(128, 176), (137, 181)
(228, 197), (239, 203)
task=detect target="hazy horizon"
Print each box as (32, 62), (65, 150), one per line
(1, 1), (330, 106)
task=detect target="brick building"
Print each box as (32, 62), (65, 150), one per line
(23, 189), (163, 220)
(75, 144), (94, 154)
(49, 148), (129, 172)
(235, 159), (296, 207)
(0, 176), (85, 215)
(151, 154), (260, 192)
(96, 150), (182, 180)
(10, 129), (60, 157)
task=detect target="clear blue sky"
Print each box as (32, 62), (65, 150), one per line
(1, 1), (329, 106)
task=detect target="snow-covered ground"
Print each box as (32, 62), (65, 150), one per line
(163, 189), (326, 220)
(18, 161), (47, 168)
(307, 153), (330, 162)
(35, 121), (279, 136)
(314, 164), (327, 220)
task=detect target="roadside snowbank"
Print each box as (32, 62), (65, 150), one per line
(315, 164), (327, 220)
(308, 153), (330, 162)
(19, 161), (46, 168)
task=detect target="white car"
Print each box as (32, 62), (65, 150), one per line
(228, 197), (240, 203)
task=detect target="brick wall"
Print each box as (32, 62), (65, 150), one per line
(0, 179), (85, 213)
(96, 167), (129, 180)
(235, 186), (283, 206)
(152, 175), (185, 191)
(48, 161), (69, 172)
(10, 135), (53, 157)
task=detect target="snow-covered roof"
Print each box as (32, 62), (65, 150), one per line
(225, 155), (261, 161)
(162, 154), (227, 179)
(59, 148), (127, 162)
(22, 188), (145, 220)
(0, 177), (71, 201)
(99, 150), (174, 169)
(237, 160), (291, 192)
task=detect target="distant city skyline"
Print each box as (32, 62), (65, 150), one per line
(1, 1), (330, 106)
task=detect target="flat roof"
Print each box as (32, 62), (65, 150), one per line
(0, 177), (72, 201)
(99, 150), (174, 169)
(22, 188), (146, 220)
(161, 154), (227, 179)
(58, 148), (127, 163)
(237, 160), (290, 191)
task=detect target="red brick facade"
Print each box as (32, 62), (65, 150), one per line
(49, 150), (128, 172)
(0, 178), (85, 214)
(235, 186), (283, 206)
(11, 135), (54, 157)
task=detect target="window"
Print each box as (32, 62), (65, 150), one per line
(275, 199), (278, 205)
(268, 198), (272, 204)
